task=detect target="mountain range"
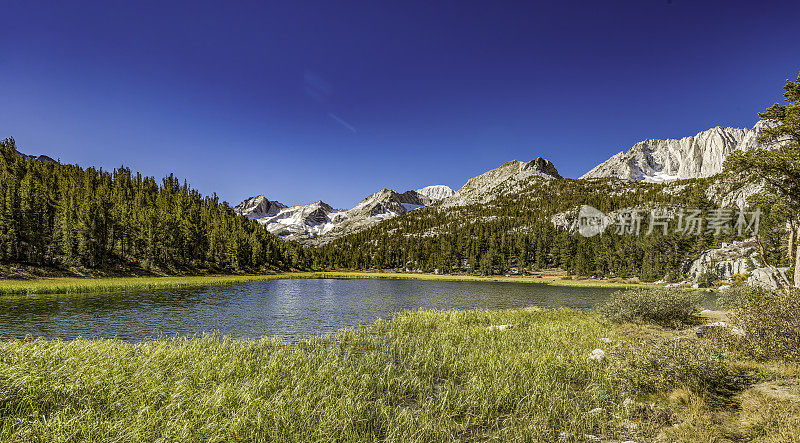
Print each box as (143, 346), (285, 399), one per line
(236, 122), (766, 244)
(235, 186), (455, 245)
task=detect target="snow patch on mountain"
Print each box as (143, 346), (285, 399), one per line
(256, 201), (344, 240)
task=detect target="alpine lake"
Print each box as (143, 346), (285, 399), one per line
(1, 278), (647, 342)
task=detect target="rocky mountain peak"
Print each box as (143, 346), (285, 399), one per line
(307, 200), (334, 212)
(528, 157), (562, 179)
(416, 185), (455, 202)
(234, 184), (446, 245)
(352, 188), (427, 217)
(442, 157), (561, 207)
(234, 195), (287, 219)
(14, 148), (57, 164)
(581, 121), (766, 182)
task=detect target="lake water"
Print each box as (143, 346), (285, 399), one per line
(0, 279), (621, 342)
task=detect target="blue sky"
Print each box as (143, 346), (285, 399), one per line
(1, 0), (799, 208)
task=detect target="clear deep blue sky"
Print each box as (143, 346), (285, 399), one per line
(1, 0), (799, 208)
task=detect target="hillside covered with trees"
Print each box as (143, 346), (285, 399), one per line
(0, 138), (308, 276)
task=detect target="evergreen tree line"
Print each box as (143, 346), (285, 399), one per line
(0, 138), (307, 273)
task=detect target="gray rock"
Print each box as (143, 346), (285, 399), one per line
(747, 266), (790, 290)
(582, 121), (769, 181)
(687, 238), (761, 282)
(487, 324), (513, 331)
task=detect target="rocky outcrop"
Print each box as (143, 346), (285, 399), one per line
(443, 157), (561, 207)
(582, 121), (768, 181)
(747, 266), (791, 291)
(686, 238), (791, 289)
(529, 157), (562, 179)
(687, 238), (762, 281)
(704, 179), (765, 209)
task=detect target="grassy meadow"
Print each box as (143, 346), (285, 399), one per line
(2, 303), (799, 441)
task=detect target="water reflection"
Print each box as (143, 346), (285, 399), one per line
(0, 279), (619, 342)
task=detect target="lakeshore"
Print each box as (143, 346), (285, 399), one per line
(0, 271), (654, 296)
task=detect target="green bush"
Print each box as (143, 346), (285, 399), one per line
(597, 287), (701, 328)
(728, 287), (800, 362)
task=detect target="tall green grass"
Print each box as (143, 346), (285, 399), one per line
(0, 308), (644, 441)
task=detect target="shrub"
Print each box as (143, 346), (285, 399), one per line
(597, 287), (701, 328)
(731, 273), (748, 285)
(610, 337), (733, 398)
(728, 287), (800, 362)
(715, 285), (770, 310)
(696, 271), (718, 288)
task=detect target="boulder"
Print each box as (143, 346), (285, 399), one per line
(588, 348), (605, 361)
(488, 324), (513, 332)
(747, 266), (790, 290)
(687, 238), (761, 282)
(697, 321), (745, 338)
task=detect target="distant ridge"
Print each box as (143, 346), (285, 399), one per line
(16, 148), (57, 164)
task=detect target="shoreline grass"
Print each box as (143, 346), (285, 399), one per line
(0, 270), (650, 296)
(2, 307), (797, 441)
